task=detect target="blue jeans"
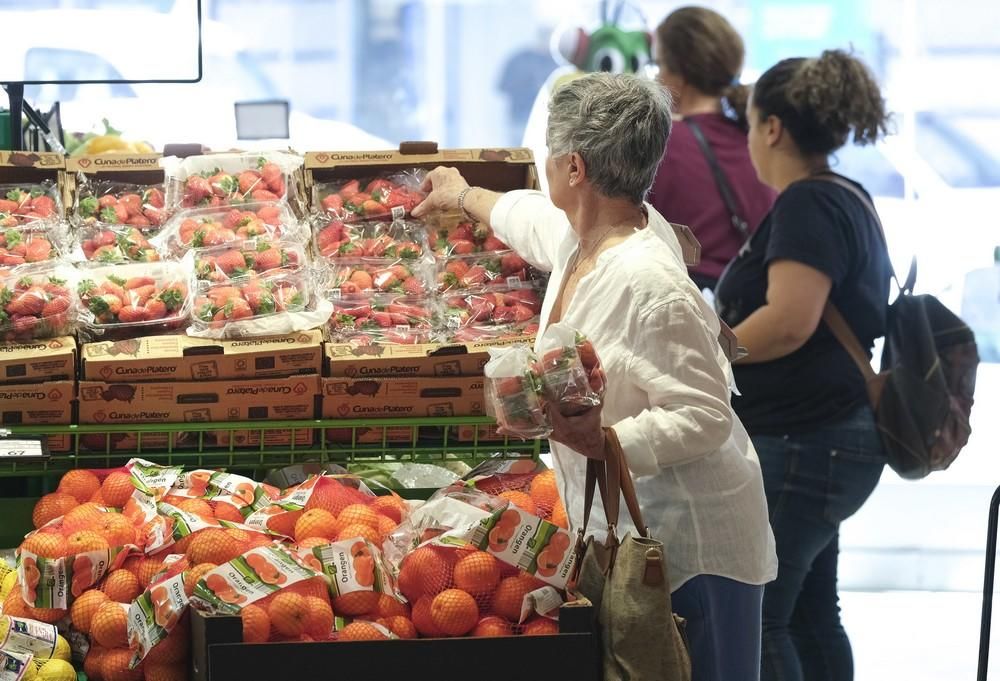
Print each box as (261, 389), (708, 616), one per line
(754, 406), (886, 681)
(673, 575), (764, 681)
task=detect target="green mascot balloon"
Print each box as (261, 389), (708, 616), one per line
(522, 1), (653, 191)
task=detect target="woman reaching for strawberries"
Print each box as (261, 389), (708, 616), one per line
(414, 72), (776, 681)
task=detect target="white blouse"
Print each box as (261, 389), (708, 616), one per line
(491, 190), (778, 591)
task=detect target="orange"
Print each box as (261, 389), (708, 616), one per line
(91, 601), (129, 648)
(71, 588), (110, 634)
(499, 491), (537, 515)
(101, 569), (141, 603)
(304, 480), (353, 516)
(144, 663), (188, 681)
(32, 492), (77, 528)
(91, 489), (108, 505)
(2, 589), (29, 618)
(133, 557), (166, 588)
(294, 509), (338, 543)
(430, 589), (479, 637)
(297, 537), (329, 550)
(411, 596), (443, 638)
(240, 604), (270, 643)
(284, 577), (329, 602)
(60, 503), (105, 535)
(472, 615), (514, 637)
(98, 647), (143, 681)
(492, 574), (544, 622)
(266, 509), (302, 538)
(20, 531), (68, 558)
(374, 593), (410, 619)
(101, 471), (136, 508)
(26, 605), (67, 624)
(66, 530), (110, 554)
(550, 498), (568, 529)
(187, 529), (243, 565)
(145, 624), (190, 664)
(335, 504), (379, 531)
(521, 617), (559, 635)
(211, 501), (244, 523)
(337, 622), (387, 641)
(397, 546), (452, 602)
(224, 528), (253, 546)
(370, 495), (407, 524)
(453, 551), (501, 597)
(269, 592), (309, 638)
(94, 513), (137, 547)
(376, 514), (398, 539)
(304, 595), (334, 639)
(184, 562), (218, 597)
(58, 469), (101, 504)
(83, 645), (107, 681)
(177, 498), (213, 519)
(377, 615), (417, 639)
(332, 591), (379, 617)
(336, 523), (379, 544)
(529, 470), (560, 516)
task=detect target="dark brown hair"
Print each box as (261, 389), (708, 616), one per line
(656, 6), (750, 128)
(752, 49), (890, 156)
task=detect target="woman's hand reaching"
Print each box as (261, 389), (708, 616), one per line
(411, 166), (470, 218)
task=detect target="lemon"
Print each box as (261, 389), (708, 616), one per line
(35, 659), (75, 681)
(51, 636), (71, 663)
(21, 660), (37, 681)
(0, 570), (16, 602)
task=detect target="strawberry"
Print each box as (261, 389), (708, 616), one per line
(261, 163), (283, 192)
(208, 286), (242, 307)
(473, 223), (492, 242)
(144, 299), (168, 320)
(462, 266), (488, 286)
(389, 241), (422, 259)
(450, 239), (475, 255)
(88, 294), (123, 318)
(143, 187), (165, 209)
(25, 239), (52, 262)
(226, 298), (254, 320)
(12, 315), (39, 335)
(322, 194), (344, 214)
(202, 228), (238, 247)
(143, 207), (165, 226)
(512, 304), (536, 322)
(338, 241), (363, 257)
(372, 312), (393, 328)
(389, 313), (411, 326)
(98, 195), (118, 209)
(238, 171), (262, 195)
(276, 285), (305, 312)
(402, 277), (425, 295)
(483, 236), (509, 251)
(158, 284), (188, 312)
(469, 301), (494, 321)
(340, 282), (362, 296)
(500, 253), (528, 276)
(186, 176), (213, 202)
(452, 223), (474, 241)
(125, 277), (156, 290)
(252, 190), (279, 202)
(119, 194), (143, 217)
(126, 215), (152, 228)
(118, 306), (148, 323)
(445, 260), (470, 278)
(216, 249), (251, 275)
(437, 272), (458, 290)
(8, 291), (45, 316)
(348, 270), (374, 290)
(39, 295), (69, 318)
(339, 180), (361, 200)
(0, 200), (17, 213)
(361, 200), (388, 217)
(208, 172), (236, 197)
(129, 285), (157, 305)
(366, 179), (394, 195)
(504, 289), (541, 309)
(254, 247), (286, 272)
(257, 205), (282, 226)
(29, 196), (55, 218)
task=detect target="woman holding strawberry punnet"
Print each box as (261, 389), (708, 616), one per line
(414, 72), (777, 681)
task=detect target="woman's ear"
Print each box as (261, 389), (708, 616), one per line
(568, 152), (587, 187)
(765, 115), (784, 148)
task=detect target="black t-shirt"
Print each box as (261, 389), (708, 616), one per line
(715, 175), (893, 435)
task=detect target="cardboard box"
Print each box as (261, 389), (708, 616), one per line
(304, 145), (540, 211)
(0, 380), (75, 452)
(61, 153), (164, 211)
(77, 375), (320, 450)
(0, 337), (76, 384)
(321, 376), (485, 420)
(325, 336), (536, 379)
(0, 152), (66, 216)
(82, 331), (323, 382)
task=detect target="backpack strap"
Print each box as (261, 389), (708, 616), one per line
(687, 119), (751, 239)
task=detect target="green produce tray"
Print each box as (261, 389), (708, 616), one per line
(0, 416), (540, 477)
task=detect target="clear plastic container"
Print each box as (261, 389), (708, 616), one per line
(0, 182), (62, 230)
(537, 323), (603, 416)
(327, 293), (438, 345)
(77, 261), (191, 337)
(0, 263), (78, 341)
(312, 169), (425, 222)
(431, 220), (511, 256)
(440, 283), (543, 342)
(156, 202), (305, 257)
(0, 227), (62, 273)
(314, 216), (428, 261)
(484, 345), (552, 439)
(325, 257), (434, 296)
(192, 271), (311, 327)
(165, 151), (302, 209)
(77, 224), (160, 264)
(193, 238), (307, 284)
(74, 181), (168, 232)
(435, 249), (534, 292)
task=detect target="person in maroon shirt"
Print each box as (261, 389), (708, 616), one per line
(648, 6), (776, 291)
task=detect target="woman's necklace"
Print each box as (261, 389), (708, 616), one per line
(568, 223), (636, 276)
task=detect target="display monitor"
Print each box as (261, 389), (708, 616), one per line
(0, 0), (202, 84)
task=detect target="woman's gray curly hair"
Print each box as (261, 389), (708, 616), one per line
(546, 72), (673, 204)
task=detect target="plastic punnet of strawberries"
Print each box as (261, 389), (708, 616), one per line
(483, 345), (552, 439)
(328, 294), (437, 345)
(328, 258), (432, 297)
(436, 250), (533, 293)
(432, 221), (511, 257)
(0, 184), (60, 229)
(180, 159), (289, 208)
(314, 217), (427, 262)
(75, 183), (167, 231)
(194, 238), (305, 284)
(314, 171), (425, 223)
(441, 284), (542, 343)
(79, 225), (160, 264)
(193, 272), (309, 328)
(536, 323), (605, 417)
(77, 263), (190, 333)
(0, 228), (59, 270)
(0, 266), (76, 341)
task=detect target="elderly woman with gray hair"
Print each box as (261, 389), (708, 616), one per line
(413, 73), (776, 681)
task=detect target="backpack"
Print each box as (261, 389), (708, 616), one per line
(818, 174), (980, 479)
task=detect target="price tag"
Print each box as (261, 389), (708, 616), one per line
(0, 439), (47, 460)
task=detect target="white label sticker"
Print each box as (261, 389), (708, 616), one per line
(0, 440), (45, 459)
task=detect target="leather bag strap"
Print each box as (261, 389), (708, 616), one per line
(688, 118), (750, 239)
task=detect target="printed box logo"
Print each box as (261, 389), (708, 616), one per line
(94, 411), (107, 423)
(293, 382), (308, 395)
(315, 154), (329, 163)
(100, 366), (113, 380)
(48, 389), (62, 401)
(78, 158), (92, 168)
(337, 403), (350, 417)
